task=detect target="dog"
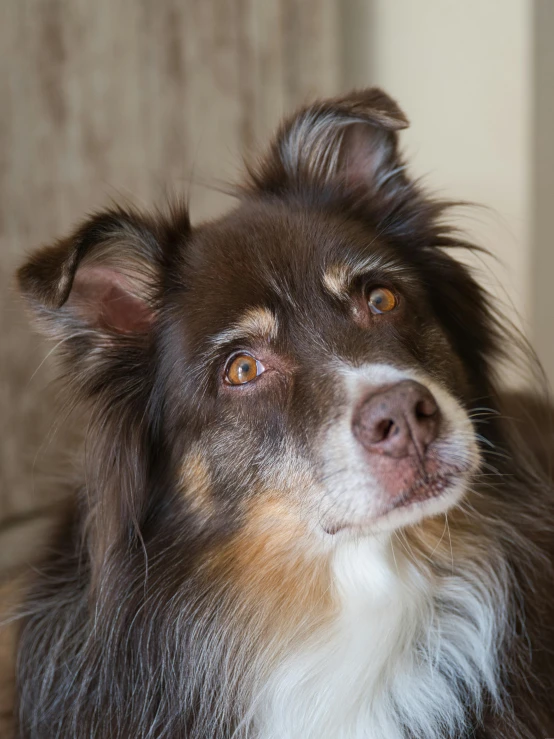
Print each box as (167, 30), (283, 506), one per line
(13, 88), (554, 738)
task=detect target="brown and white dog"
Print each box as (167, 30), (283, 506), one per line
(13, 89), (554, 738)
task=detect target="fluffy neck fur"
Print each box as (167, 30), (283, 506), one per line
(250, 521), (509, 739)
(17, 471), (538, 739)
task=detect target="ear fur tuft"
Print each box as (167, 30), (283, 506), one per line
(248, 87), (409, 195)
(17, 207), (170, 341)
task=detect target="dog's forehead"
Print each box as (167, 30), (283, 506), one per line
(185, 200), (393, 310)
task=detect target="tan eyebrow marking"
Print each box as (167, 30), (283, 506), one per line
(322, 264), (351, 298)
(209, 306), (279, 353)
(323, 255), (409, 300)
(234, 306), (278, 340)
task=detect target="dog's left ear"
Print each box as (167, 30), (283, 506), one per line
(248, 88), (409, 197)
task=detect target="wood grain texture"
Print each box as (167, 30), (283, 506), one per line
(0, 0), (340, 554)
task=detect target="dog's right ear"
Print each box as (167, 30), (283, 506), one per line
(18, 206), (189, 365)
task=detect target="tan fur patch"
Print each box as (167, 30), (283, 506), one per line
(208, 495), (334, 641)
(209, 306), (279, 355)
(322, 264), (351, 299)
(234, 306), (278, 342)
(179, 451), (215, 520)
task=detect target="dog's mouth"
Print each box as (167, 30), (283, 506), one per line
(317, 365), (481, 538)
(323, 470), (464, 536)
(387, 472), (455, 509)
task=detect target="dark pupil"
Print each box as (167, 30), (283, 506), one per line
(373, 293), (383, 304)
(239, 360), (252, 377)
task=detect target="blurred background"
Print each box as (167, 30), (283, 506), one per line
(0, 0), (553, 565)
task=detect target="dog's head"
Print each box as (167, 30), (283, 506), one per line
(18, 89), (499, 554)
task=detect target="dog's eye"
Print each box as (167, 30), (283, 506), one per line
(225, 353), (265, 385)
(367, 287), (397, 314)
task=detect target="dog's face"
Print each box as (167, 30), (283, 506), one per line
(164, 199), (480, 542)
(18, 89), (492, 554)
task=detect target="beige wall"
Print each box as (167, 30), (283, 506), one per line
(532, 0), (554, 385)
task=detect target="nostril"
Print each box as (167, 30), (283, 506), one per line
(353, 380), (442, 458)
(375, 418), (395, 442)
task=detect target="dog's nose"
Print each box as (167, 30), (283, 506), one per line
(353, 380), (441, 459)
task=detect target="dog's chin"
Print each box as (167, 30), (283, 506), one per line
(323, 475), (468, 537)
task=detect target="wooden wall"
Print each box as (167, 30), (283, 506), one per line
(0, 0), (342, 542)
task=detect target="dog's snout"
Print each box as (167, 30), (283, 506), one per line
(353, 380), (441, 458)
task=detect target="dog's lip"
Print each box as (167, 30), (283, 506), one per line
(323, 472), (456, 535)
(387, 472), (454, 510)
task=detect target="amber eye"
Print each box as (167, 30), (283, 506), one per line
(367, 287), (397, 314)
(225, 353), (264, 385)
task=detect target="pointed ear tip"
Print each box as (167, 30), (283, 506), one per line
(357, 87), (410, 129)
(393, 117), (410, 130)
(16, 250), (69, 309)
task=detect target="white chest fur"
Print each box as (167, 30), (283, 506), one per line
(252, 535), (504, 739)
